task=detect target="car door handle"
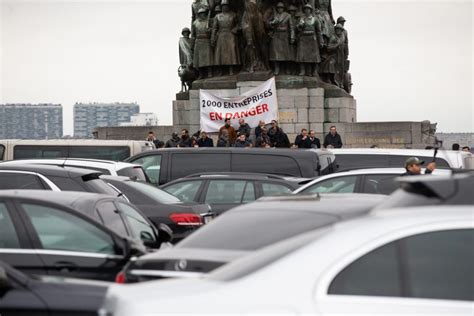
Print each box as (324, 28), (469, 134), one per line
(54, 261), (78, 272)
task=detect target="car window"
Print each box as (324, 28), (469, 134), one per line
(232, 154), (301, 177)
(402, 229), (473, 301)
(262, 182), (293, 196)
(69, 146), (130, 161)
(116, 202), (156, 242)
(47, 176), (85, 191)
(171, 153), (231, 181)
(363, 174), (398, 195)
(0, 173), (45, 190)
(96, 201), (129, 237)
(328, 240), (401, 297)
(22, 203), (115, 254)
(131, 155), (162, 184)
(125, 181), (180, 203)
(164, 180), (202, 202)
(0, 145), (4, 160)
(302, 176), (357, 194)
(329, 229), (474, 301)
(13, 145), (68, 159)
(205, 180), (246, 204)
(0, 203), (21, 248)
(242, 182), (255, 203)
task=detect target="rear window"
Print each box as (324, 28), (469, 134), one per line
(125, 181), (181, 204)
(232, 154), (301, 177)
(84, 179), (125, 197)
(178, 210), (337, 251)
(171, 153), (231, 180)
(117, 166), (147, 181)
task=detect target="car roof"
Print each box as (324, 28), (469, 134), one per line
(183, 172), (300, 182)
(0, 163), (102, 177)
(0, 190), (111, 205)
(329, 148), (470, 159)
(233, 193), (387, 219)
(0, 158), (136, 168)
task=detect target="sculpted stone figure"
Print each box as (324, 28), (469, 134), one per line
(211, 0), (241, 75)
(316, 0), (335, 40)
(296, 4), (324, 77)
(287, 4), (298, 72)
(178, 27), (197, 92)
(241, 0), (268, 73)
(192, 8), (214, 78)
(320, 23), (345, 85)
(336, 16), (351, 92)
(268, 2), (295, 75)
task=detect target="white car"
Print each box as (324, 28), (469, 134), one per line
(329, 148), (472, 171)
(293, 168), (451, 195)
(101, 205), (474, 315)
(0, 158), (148, 181)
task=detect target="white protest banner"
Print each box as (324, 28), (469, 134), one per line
(200, 77), (279, 133)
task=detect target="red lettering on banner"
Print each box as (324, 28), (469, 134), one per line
(225, 113), (233, 119)
(262, 104), (269, 113)
(208, 104), (270, 122)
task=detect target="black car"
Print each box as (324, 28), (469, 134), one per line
(0, 164), (120, 196)
(161, 173), (300, 215)
(0, 260), (107, 315)
(11, 190), (172, 250)
(101, 176), (213, 242)
(118, 194), (386, 283)
(0, 190), (144, 281)
(125, 148), (331, 185)
(375, 171), (474, 209)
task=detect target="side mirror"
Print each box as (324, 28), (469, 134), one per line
(140, 231), (162, 249)
(157, 223), (173, 244)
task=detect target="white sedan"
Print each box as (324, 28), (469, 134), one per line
(293, 168), (451, 195)
(100, 205), (474, 315)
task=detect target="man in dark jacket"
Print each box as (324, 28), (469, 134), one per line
(197, 131), (214, 147)
(402, 157), (436, 176)
(269, 120), (290, 148)
(255, 120), (266, 139)
(237, 119), (251, 138)
(256, 127), (271, 148)
(217, 129), (230, 147)
(219, 118), (237, 145)
(234, 133), (252, 148)
(178, 129), (193, 147)
(165, 132), (181, 148)
(294, 129), (309, 148)
(307, 130), (321, 148)
(323, 126), (343, 148)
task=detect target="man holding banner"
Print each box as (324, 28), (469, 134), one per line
(200, 77), (279, 135)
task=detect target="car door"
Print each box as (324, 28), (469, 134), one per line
(202, 180), (255, 215)
(0, 200), (46, 277)
(318, 228), (474, 314)
(16, 201), (127, 281)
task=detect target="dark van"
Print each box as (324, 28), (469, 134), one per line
(125, 148), (328, 185)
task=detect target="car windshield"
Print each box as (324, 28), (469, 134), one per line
(177, 210), (337, 251)
(126, 181), (181, 204)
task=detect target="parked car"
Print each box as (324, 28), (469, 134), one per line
(330, 148), (472, 172)
(125, 148), (332, 185)
(375, 171), (474, 209)
(100, 176), (213, 242)
(0, 190), (145, 281)
(6, 190), (171, 250)
(0, 260), (108, 315)
(0, 158), (148, 181)
(116, 194), (386, 283)
(161, 173), (300, 215)
(293, 168), (451, 195)
(101, 205), (474, 315)
(0, 164), (121, 197)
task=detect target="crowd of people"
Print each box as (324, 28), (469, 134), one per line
(147, 119), (344, 149)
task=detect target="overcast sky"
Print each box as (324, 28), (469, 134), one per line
(1, 0), (473, 135)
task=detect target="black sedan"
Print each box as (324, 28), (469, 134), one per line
(160, 173), (300, 215)
(0, 260), (107, 315)
(101, 176), (213, 243)
(118, 194), (387, 283)
(0, 190), (144, 281)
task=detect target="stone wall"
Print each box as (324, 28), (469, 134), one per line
(436, 133), (474, 149)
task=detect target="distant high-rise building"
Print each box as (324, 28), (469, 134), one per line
(120, 113), (159, 127)
(0, 104), (63, 139)
(74, 102), (140, 138)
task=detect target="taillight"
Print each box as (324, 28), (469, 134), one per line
(115, 271), (126, 284)
(169, 213), (203, 226)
